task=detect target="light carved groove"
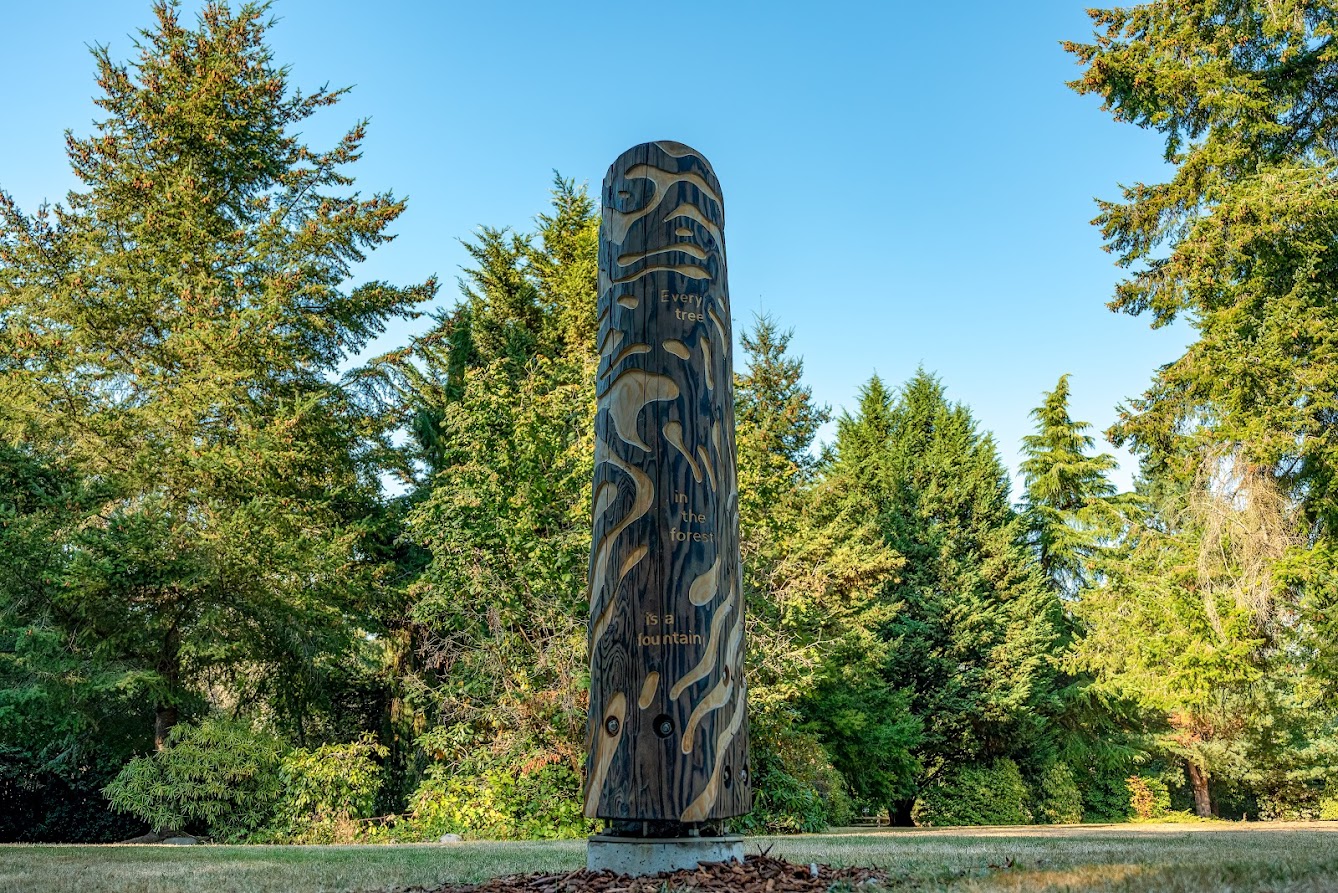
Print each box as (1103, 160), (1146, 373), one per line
(670, 585), (733, 701)
(588, 452), (654, 650)
(697, 446), (716, 490)
(612, 263), (712, 285)
(617, 294), (639, 309)
(701, 337), (714, 390)
(623, 164), (723, 210)
(607, 370), (679, 451)
(680, 623), (743, 754)
(655, 140), (698, 157)
(601, 343), (651, 379)
(668, 205), (723, 243)
(708, 305), (728, 346)
(688, 554), (720, 606)
(584, 691), (627, 818)
(618, 544), (648, 583)
(662, 339), (691, 359)
(593, 481), (616, 519)
(599, 326), (624, 357)
(639, 672), (660, 710)
(680, 694), (746, 822)
(618, 242), (709, 265)
(664, 421), (702, 483)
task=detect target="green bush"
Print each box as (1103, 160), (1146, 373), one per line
(912, 758), (1032, 826)
(737, 726), (852, 834)
(402, 759), (590, 841)
(1078, 766), (1134, 822)
(103, 718), (285, 841)
(1034, 762), (1084, 824)
(1126, 775), (1172, 820)
(265, 736), (386, 843)
(1256, 784), (1324, 822)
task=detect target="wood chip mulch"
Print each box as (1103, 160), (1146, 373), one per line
(398, 854), (891, 892)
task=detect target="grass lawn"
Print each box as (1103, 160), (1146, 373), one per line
(2, 823), (1336, 893)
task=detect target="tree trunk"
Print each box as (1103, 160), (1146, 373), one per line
(1186, 760), (1213, 817)
(155, 631), (182, 751)
(154, 703), (179, 752)
(889, 799), (915, 827)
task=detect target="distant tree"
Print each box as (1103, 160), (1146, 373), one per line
(0, 1), (432, 752)
(1020, 375), (1120, 595)
(830, 371), (1063, 808)
(734, 317), (917, 824)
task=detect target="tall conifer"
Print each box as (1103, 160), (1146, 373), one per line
(0, 1), (433, 747)
(1020, 375), (1120, 594)
(831, 372), (1062, 785)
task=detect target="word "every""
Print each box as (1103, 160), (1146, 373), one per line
(661, 291), (707, 322)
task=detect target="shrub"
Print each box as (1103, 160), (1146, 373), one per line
(103, 718), (285, 841)
(737, 726), (852, 834)
(1078, 766), (1134, 822)
(1034, 762), (1084, 824)
(1126, 775), (1172, 820)
(1256, 785), (1323, 822)
(403, 759), (590, 841)
(913, 758), (1032, 826)
(265, 736), (386, 843)
(0, 745), (140, 843)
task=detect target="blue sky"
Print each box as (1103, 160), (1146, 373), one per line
(0, 1), (1191, 493)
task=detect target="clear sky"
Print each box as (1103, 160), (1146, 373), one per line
(0, 0), (1192, 493)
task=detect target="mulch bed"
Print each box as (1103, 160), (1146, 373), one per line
(399, 854), (891, 892)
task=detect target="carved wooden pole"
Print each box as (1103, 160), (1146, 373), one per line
(585, 142), (750, 826)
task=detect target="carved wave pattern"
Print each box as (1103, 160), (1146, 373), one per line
(584, 141), (750, 822)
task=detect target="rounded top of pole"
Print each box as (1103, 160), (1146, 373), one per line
(601, 142), (724, 235)
(606, 140), (718, 175)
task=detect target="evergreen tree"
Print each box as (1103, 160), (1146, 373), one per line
(734, 317), (917, 825)
(1020, 375), (1120, 594)
(1066, 2), (1338, 699)
(389, 182), (600, 832)
(0, 1), (432, 750)
(831, 371), (1063, 802)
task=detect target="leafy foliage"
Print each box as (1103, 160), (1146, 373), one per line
(103, 718), (285, 840)
(266, 736), (386, 843)
(913, 759), (1033, 827)
(403, 761), (590, 841)
(1127, 776), (1173, 821)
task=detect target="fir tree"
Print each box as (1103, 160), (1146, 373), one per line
(831, 371), (1062, 790)
(0, 1), (433, 749)
(734, 317), (916, 823)
(1020, 374), (1120, 594)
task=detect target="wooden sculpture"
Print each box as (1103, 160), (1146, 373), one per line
(584, 141), (750, 825)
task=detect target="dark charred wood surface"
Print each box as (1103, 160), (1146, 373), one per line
(584, 141), (750, 822)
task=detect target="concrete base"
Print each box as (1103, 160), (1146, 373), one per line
(586, 833), (744, 875)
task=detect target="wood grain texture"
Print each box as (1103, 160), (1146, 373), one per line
(584, 142), (750, 822)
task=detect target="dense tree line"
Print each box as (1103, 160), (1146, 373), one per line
(1, 0), (1336, 841)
